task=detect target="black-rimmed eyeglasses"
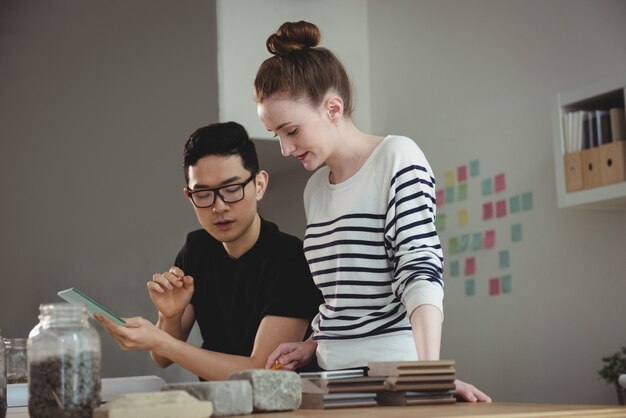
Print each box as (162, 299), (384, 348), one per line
(187, 173), (256, 208)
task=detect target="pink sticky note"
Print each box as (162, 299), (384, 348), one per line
(436, 189), (445, 206)
(489, 278), (500, 296)
(464, 257), (476, 276)
(494, 173), (506, 193)
(482, 202), (493, 220)
(484, 229), (496, 248)
(457, 165), (468, 182)
(496, 199), (507, 218)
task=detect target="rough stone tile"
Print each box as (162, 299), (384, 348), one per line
(228, 369), (301, 411)
(163, 380), (253, 416)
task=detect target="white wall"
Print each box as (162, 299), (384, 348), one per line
(216, 0), (371, 139)
(0, 0), (217, 383)
(368, 0), (626, 404)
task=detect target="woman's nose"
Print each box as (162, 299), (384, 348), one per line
(279, 136), (295, 157)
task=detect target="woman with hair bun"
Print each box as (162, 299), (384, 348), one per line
(255, 21), (490, 403)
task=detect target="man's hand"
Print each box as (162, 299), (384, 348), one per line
(94, 314), (165, 352)
(148, 266), (194, 319)
(264, 338), (317, 371)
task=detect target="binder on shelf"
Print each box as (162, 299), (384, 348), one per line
(563, 152), (583, 192)
(581, 147), (602, 189)
(599, 140), (626, 186)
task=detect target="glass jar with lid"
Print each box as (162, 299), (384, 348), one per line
(0, 328), (6, 418)
(4, 338), (28, 384)
(28, 303), (101, 418)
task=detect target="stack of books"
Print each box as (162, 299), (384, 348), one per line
(299, 368), (378, 409)
(368, 360), (457, 406)
(299, 360), (457, 409)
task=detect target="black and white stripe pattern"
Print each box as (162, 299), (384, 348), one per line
(303, 136), (444, 341)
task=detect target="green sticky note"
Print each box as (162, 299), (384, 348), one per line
(435, 214), (446, 232)
(449, 260), (460, 277)
(449, 237), (459, 254)
(499, 250), (510, 268)
(465, 279), (475, 296)
(481, 178), (492, 196)
(470, 159), (480, 177)
(501, 275), (512, 293)
(511, 223), (522, 242)
(522, 192), (534, 211)
(458, 234), (470, 252)
(445, 187), (455, 203)
(471, 232), (483, 251)
(458, 183), (468, 201)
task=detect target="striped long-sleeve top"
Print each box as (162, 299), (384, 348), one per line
(303, 135), (444, 370)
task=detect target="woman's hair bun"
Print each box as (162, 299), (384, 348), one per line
(266, 20), (321, 55)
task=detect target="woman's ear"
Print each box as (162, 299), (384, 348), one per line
(326, 95), (344, 122)
(255, 170), (269, 201)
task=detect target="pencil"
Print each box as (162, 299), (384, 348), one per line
(270, 361), (283, 371)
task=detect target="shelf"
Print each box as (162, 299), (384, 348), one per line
(552, 77), (626, 209)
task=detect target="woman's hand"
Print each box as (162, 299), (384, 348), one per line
(265, 338), (317, 371)
(455, 378), (492, 402)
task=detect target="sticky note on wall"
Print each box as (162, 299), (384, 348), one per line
(484, 230), (496, 248)
(445, 170), (455, 187)
(470, 160), (480, 177)
(457, 165), (468, 182)
(494, 173), (506, 193)
(483, 202), (493, 220)
(464, 257), (476, 275)
(489, 278), (500, 296)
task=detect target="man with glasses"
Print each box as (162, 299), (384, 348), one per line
(95, 122), (323, 380)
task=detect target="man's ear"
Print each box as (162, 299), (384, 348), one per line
(255, 170), (269, 201)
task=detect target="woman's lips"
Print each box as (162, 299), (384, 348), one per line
(296, 152), (309, 161)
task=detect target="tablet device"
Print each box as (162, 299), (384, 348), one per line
(57, 287), (126, 325)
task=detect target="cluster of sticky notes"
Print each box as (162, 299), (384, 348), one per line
(488, 275), (512, 296)
(439, 160), (480, 207)
(448, 229), (496, 255)
(482, 173), (506, 197)
(464, 275), (512, 296)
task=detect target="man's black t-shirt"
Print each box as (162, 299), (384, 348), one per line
(174, 218), (323, 357)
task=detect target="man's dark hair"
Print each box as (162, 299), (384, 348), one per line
(183, 122), (259, 185)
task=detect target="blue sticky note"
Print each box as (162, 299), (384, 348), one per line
(435, 214), (446, 232)
(499, 250), (510, 268)
(458, 234), (470, 252)
(470, 159), (480, 177)
(481, 178), (493, 196)
(509, 195), (521, 214)
(522, 192), (534, 211)
(511, 223), (522, 242)
(458, 183), (468, 201)
(449, 260), (460, 277)
(445, 187), (455, 203)
(465, 279), (475, 296)
(501, 275), (512, 293)
(471, 232), (483, 251)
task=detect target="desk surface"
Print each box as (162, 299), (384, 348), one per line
(8, 403), (626, 418)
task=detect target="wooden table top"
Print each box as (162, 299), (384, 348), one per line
(7, 402), (626, 418)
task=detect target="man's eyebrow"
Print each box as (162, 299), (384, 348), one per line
(190, 176), (243, 190)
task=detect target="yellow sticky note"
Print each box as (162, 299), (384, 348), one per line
(445, 170), (455, 187)
(458, 208), (468, 226)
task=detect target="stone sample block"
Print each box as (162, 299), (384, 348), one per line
(93, 390), (213, 418)
(228, 369), (301, 411)
(163, 380), (253, 416)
